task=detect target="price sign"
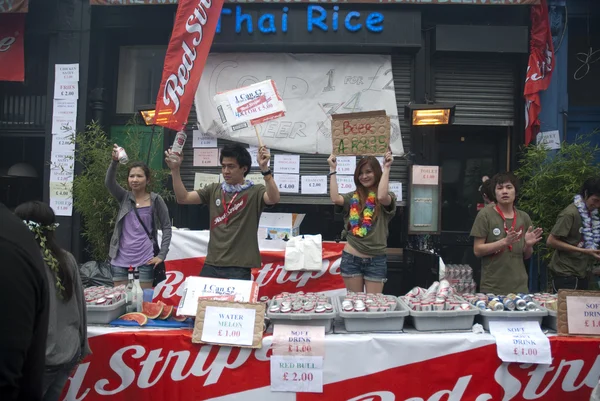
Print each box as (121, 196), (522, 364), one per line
(192, 130), (217, 148)
(335, 156), (356, 175)
(565, 296), (600, 335)
(275, 174), (299, 194)
(489, 320), (551, 364)
(274, 154), (300, 174)
(270, 355), (323, 393)
(336, 175), (356, 194)
(54, 81), (79, 100)
(201, 306), (256, 346)
(389, 181), (403, 201)
(194, 173), (220, 191)
(193, 148), (219, 167)
(301, 175), (327, 195)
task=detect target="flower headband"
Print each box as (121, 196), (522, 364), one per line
(23, 220), (65, 298)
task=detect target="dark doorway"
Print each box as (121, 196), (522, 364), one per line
(435, 126), (508, 290)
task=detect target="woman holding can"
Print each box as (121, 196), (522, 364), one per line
(470, 172), (543, 294)
(327, 152), (397, 294)
(105, 144), (172, 289)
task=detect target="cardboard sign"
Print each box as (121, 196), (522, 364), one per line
(215, 79), (286, 128)
(331, 110), (390, 156)
(558, 290), (600, 336)
(192, 300), (265, 349)
(412, 165), (440, 186)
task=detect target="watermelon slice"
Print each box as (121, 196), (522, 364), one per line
(158, 303), (173, 320)
(171, 307), (187, 322)
(119, 312), (148, 326)
(142, 302), (164, 319)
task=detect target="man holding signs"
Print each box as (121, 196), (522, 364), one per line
(166, 144), (279, 280)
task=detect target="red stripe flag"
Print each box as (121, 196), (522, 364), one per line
(0, 14), (25, 82)
(524, 0), (555, 145)
(154, 0), (224, 131)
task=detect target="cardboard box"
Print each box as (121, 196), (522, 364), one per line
(258, 212), (305, 251)
(177, 277), (259, 317)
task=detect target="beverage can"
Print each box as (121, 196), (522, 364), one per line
(168, 131), (188, 163)
(115, 146), (129, 164)
(488, 300), (504, 311)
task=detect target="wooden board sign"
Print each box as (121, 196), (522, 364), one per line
(192, 300), (266, 348)
(557, 290), (600, 336)
(331, 110), (390, 156)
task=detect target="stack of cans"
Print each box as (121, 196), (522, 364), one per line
(402, 280), (472, 312)
(84, 285), (126, 306)
(462, 292), (542, 312)
(443, 264), (477, 294)
(340, 292), (398, 313)
(268, 291), (333, 314)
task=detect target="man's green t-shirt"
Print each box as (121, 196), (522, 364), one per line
(549, 203), (592, 278)
(197, 183), (266, 268)
(470, 206), (532, 294)
(335, 192), (397, 256)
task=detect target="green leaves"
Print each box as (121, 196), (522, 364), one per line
(515, 135), (600, 262)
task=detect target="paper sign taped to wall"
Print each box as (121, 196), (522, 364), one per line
(331, 110), (390, 156)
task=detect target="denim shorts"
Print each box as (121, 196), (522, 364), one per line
(340, 251), (388, 283)
(111, 264), (154, 283)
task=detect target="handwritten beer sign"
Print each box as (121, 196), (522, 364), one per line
(331, 110), (390, 156)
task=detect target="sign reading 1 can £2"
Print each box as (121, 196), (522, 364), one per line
(331, 110), (390, 156)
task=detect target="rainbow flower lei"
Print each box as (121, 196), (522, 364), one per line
(349, 191), (376, 237)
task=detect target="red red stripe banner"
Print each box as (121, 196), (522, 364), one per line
(0, 14), (25, 82)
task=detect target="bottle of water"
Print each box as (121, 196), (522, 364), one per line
(125, 267), (135, 313)
(133, 270), (144, 312)
(168, 131), (187, 163)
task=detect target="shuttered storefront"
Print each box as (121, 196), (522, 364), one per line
(434, 55), (516, 126)
(180, 54), (412, 205)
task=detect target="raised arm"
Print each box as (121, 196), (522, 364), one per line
(258, 146), (280, 205)
(328, 154), (344, 206)
(377, 150), (393, 206)
(105, 145), (128, 202)
(164, 149), (202, 205)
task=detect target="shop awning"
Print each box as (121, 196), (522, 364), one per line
(90, 0), (539, 5)
(0, 0), (28, 13)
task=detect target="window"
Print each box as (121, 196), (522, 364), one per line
(116, 46), (167, 114)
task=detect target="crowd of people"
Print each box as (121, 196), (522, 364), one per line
(1, 142), (599, 400)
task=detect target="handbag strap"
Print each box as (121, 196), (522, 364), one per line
(131, 200), (154, 241)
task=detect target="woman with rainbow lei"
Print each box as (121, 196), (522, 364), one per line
(327, 151), (397, 294)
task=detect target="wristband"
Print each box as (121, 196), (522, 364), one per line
(261, 169), (272, 176)
(328, 171), (337, 176)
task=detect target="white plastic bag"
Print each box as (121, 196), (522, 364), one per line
(284, 234), (323, 272)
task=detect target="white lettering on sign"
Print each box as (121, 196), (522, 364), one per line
(0, 36), (15, 52)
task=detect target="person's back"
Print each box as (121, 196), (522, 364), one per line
(0, 203), (49, 401)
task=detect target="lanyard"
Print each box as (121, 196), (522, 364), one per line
(221, 191), (239, 225)
(495, 205), (517, 251)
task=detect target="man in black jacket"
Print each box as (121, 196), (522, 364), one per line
(0, 203), (49, 401)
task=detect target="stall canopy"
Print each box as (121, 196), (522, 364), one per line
(89, 0), (539, 5)
(0, 0), (28, 13)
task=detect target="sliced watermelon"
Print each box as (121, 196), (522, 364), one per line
(142, 302), (164, 319)
(171, 307), (187, 322)
(119, 312), (148, 326)
(158, 304), (173, 320)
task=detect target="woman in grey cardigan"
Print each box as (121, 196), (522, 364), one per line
(106, 145), (172, 288)
(15, 201), (91, 401)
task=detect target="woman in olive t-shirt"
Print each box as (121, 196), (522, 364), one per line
(547, 177), (600, 291)
(327, 152), (397, 294)
(470, 172), (543, 295)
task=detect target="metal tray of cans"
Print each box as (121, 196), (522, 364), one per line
(87, 299), (127, 324)
(333, 296), (409, 332)
(266, 299), (338, 333)
(399, 298), (479, 332)
(476, 306), (548, 331)
(543, 310), (557, 331)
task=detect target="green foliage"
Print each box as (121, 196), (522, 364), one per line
(72, 119), (172, 261)
(515, 135), (600, 262)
